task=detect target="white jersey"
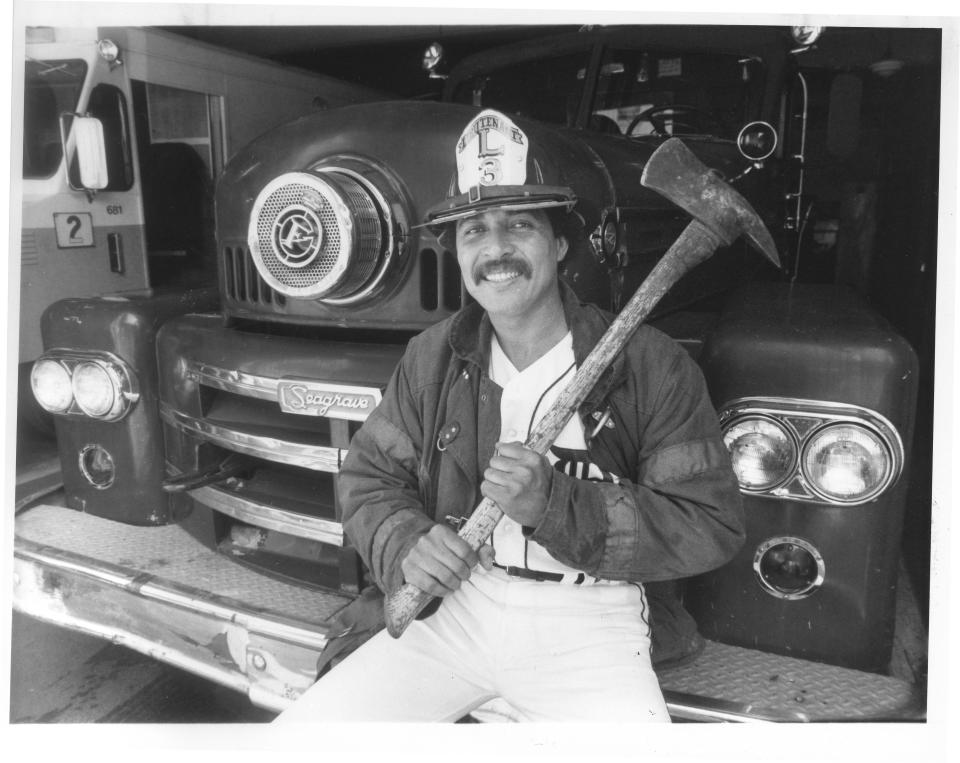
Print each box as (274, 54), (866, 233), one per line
(488, 332), (621, 575)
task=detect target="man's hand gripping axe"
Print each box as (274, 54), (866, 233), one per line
(384, 138), (780, 638)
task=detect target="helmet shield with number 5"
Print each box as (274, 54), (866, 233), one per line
(422, 109), (578, 232)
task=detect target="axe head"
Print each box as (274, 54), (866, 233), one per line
(641, 138), (780, 268)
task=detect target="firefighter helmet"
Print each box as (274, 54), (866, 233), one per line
(422, 109), (578, 232)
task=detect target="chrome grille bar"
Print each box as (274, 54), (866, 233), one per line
(190, 484), (344, 546)
(160, 402), (345, 472)
(187, 360), (280, 401)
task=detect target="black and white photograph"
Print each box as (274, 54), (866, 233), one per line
(3, 0), (957, 758)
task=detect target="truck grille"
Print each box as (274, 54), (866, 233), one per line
(419, 247), (464, 312)
(158, 316), (408, 592)
(223, 245), (286, 307)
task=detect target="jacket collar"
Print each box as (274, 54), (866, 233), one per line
(448, 280), (627, 411)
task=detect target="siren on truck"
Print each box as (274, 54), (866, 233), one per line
(247, 161), (408, 304)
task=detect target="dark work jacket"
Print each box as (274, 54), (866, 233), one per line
(338, 281), (745, 664)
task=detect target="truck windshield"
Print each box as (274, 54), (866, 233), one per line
(450, 45), (757, 140)
(23, 58), (87, 178)
(450, 51), (589, 126)
(590, 48), (756, 139)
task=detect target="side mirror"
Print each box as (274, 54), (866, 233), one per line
(737, 121), (778, 163)
(729, 121), (779, 183)
(65, 115), (109, 190)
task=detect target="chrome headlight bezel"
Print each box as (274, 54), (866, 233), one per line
(721, 413), (798, 493)
(30, 357), (75, 413)
(719, 397), (904, 506)
(72, 360), (125, 419)
(800, 421), (896, 504)
(30, 349), (140, 422)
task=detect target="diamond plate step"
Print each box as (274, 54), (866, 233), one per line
(15, 504), (350, 627)
(658, 639), (924, 721)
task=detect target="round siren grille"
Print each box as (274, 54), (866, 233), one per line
(248, 171), (383, 300)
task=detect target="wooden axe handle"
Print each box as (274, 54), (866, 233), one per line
(384, 220), (723, 637)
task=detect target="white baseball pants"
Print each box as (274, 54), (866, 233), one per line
(275, 566), (670, 723)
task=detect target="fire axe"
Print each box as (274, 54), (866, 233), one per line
(384, 137), (781, 637)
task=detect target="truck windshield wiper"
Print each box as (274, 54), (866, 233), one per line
(26, 57), (79, 78)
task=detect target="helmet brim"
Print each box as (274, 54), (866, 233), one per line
(418, 183), (577, 233)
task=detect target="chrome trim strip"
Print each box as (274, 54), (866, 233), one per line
(191, 485), (344, 546)
(159, 402), (345, 472)
(663, 691), (796, 723)
(187, 361), (279, 401)
(14, 540), (331, 649)
(718, 396), (905, 506)
(185, 361), (382, 423)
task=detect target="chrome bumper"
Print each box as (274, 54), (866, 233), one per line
(13, 504), (352, 712)
(14, 503), (923, 721)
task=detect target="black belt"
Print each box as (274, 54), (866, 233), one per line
(492, 563), (587, 584)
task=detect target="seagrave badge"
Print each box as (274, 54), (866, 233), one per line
(456, 109), (528, 192)
(277, 379), (382, 421)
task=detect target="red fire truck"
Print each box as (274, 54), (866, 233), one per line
(16, 24), (939, 721)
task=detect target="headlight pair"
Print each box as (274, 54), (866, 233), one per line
(31, 351), (139, 421)
(720, 398), (903, 506)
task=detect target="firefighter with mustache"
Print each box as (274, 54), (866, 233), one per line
(276, 109), (744, 723)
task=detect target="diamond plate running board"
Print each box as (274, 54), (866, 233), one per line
(658, 639), (924, 721)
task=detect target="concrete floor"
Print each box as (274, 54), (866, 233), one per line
(9, 422), (275, 723)
(9, 611), (275, 723)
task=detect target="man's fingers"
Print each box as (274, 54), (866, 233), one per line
(405, 555), (463, 595)
(402, 566), (457, 597)
(481, 482), (533, 518)
(482, 442), (552, 528)
(487, 443), (546, 486)
(483, 463), (532, 489)
(494, 441), (529, 458)
(489, 442), (540, 469)
(402, 548), (465, 595)
(400, 524), (482, 596)
(477, 544), (496, 571)
(413, 538), (473, 581)
(432, 525), (479, 568)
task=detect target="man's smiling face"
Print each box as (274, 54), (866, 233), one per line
(455, 208), (568, 320)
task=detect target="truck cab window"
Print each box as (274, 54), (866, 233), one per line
(67, 83), (134, 190)
(135, 81), (220, 177)
(131, 79), (221, 288)
(23, 58), (86, 178)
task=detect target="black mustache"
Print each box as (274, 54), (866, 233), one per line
(473, 256), (532, 282)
